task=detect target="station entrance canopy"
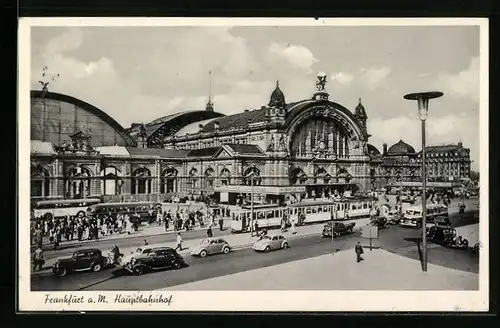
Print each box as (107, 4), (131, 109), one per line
(214, 185), (307, 195)
(388, 181), (462, 189)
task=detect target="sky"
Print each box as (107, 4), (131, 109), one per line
(30, 24), (481, 170)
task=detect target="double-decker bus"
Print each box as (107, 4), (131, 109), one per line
(32, 198), (101, 220)
(230, 197), (376, 233)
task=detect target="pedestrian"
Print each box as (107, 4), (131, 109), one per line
(291, 220), (297, 235)
(355, 241), (364, 263)
(218, 215), (224, 231)
(207, 223), (213, 238)
(174, 233), (183, 251)
(143, 239), (148, 246)
(33, 246), (44, 272)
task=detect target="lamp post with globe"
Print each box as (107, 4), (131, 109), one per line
(404, 91), (444, 272)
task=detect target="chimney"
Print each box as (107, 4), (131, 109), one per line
(383, 143), (388, 156)
(214, 122), (219, 130)
(244, 109), (250, 112)
(458, 141), (463, 148)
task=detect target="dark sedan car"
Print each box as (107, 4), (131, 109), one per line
(124, 247), (186, 275)
(52, 248), (108, 277)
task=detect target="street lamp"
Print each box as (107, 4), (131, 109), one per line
(246, 171), (257, 236)
(404, 91), (443, 272)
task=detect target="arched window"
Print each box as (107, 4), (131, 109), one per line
(188, 168), (199, 190)
(243, 167), (261, 186)
(131, 167), (151, 194)
(100, 166), (123, 195)
(65, 165), (92, 199)
(161, 167), (178, 194)
(219, 168), (231, 186)
(31, 164), (50, 198)
(314, 167), (331, 185)
(336, 167), (351, 184)
(291, 167), (308, 185)
(205, 167), (215, 189)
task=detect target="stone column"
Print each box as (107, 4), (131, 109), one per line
(90, 163), (101, 197)
(123, 162), (132, 195)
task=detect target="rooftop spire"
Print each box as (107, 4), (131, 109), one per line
(206, 70), (214, 112)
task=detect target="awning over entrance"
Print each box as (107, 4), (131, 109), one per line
(214, 185), (307, 195)
(388, 181), (461, 188)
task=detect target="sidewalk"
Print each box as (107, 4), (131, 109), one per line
(158, 247), (478, 291)
(37, 218), (233, 249)
(31, 218), (371, 275)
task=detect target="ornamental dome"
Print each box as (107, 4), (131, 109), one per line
(387, 140), (416, 156)
(269, 80), (286, 107)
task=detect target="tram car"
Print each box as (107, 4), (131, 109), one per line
(230, 197), (376, 233)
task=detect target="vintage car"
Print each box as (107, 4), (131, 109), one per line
(371, 217), (388, 229)
(253, 234), (289, 252)
(190, 238), (231, 257)
(52, 248), (109, 277)
(433, 215), (451, 226)
(322, 222), (355, 238)
(426, 225), (470, 249)
(124, 247), (186, 275)
(121, 247), (153, 266)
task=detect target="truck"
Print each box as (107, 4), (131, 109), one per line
(322, 221), (355, 238)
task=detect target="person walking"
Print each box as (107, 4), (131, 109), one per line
(33, 246), (44, 272)
(291, 220), (297, 235)
(174, 233), (183, 251)
(207, 222), (213, 238)
(218, 214), (224, 231)
(355, 241), (364, 263)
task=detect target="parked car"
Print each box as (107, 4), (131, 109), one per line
(253, 234), (289, 252)
(371, 217), (388, 229)
(124, 247), (186, 275)
(433, 215), (451, 226)
(121, 247), (153, 266)
(191, 238), (231, 257)
(426, 225), (469, 249)
(322, 222), (355, 238)
(52, 248), (109, 277)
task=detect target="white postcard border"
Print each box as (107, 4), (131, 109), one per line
(18, 17), (489, 312)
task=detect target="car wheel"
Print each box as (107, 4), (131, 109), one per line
(282, 242), (289, 249)
(264, 246), (271, 253)
(54, 267), (67, 277)
(222, 246), (230, 254)
(92, 263), (102, 272)
(172, 261), (182, 270)
(133, 266), (144, 276)
(200, 250), (208, 258)
(463, 239), (469, 248)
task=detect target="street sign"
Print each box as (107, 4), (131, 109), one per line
(361, 225), (378, 251)
(361, 225), (379, 239)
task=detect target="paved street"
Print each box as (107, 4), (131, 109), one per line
(158, 249), (478, 291)
(31, 223), (479, 291)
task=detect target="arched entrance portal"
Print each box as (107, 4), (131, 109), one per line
(161, 167), (178, 194)
(31, 164), (50, 198)
(100, 166), (123, 195)
(65, 165), (92, 199)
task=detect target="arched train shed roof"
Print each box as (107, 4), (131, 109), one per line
(139, 110), (225, 148)
(31, 90), (136, 147)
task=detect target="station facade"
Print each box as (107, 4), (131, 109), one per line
(30, 75), (472, 205)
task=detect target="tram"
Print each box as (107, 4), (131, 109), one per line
(230, 197), (376, 233)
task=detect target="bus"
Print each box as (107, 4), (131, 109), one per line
(87, 201), (162, 223)
(32, 198), (102, 220)
(230, 197), (376, 233)
(400, 203), (448, 228)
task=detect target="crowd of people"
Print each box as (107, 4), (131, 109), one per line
(31, 205), (232, 250)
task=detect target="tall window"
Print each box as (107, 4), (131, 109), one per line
(131, 167), (152, 194)
(205, 167), (215, 189)
(243, 167), (261, 186)
(219, 168), (231, 186)
(31, 164), (50, 198)
(100, 166), (122, 195)
(65, 165), (92, 199)
(188, 168), (199, 190)
(161, 167), (178, 193)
